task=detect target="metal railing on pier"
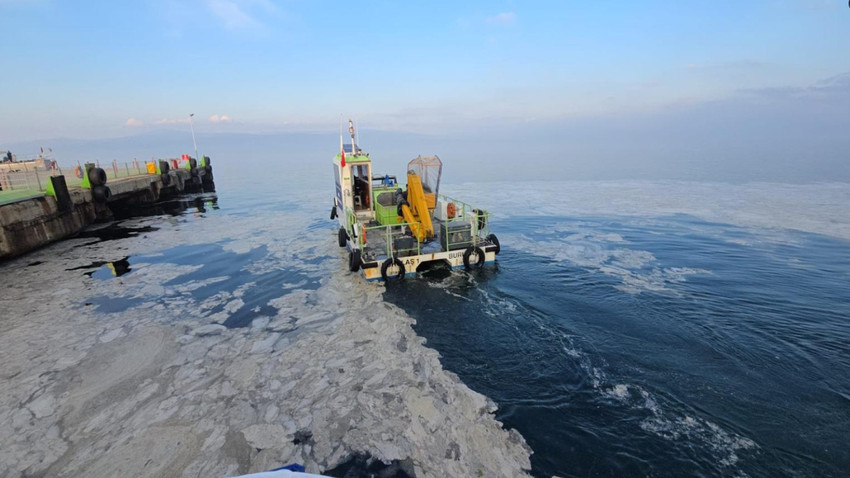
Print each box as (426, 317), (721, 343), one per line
(59, 160), (155, 188)
(0, 162), (51, 204)
(0, 160), (159, 205)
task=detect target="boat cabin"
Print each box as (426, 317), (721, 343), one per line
(333, 143), (375, 223)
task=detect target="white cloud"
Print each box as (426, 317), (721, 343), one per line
(206, 0), (275, 30)
(153, 117), (190, 125)
(684, 60), (769, 71)
(125, 118), (144, 127)
(485, 12), (516, 26)
(209, 114), (232, 123)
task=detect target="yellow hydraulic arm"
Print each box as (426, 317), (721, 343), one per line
(399, 172), (434, 242)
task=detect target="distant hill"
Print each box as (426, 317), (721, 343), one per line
(5, 104), (849, 184)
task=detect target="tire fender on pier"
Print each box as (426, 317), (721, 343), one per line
(88, 167), (107, 186)
(92, 185), (111, 203)
(173, 171), (185, 191)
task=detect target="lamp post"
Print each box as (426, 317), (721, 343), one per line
(189, 113), (198, 160)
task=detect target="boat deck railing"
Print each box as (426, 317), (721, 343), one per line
(353, 221), (419, 262)
(348, 193), (493, 263)
(437, 193), (493, 240)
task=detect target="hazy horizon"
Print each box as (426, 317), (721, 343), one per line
(2, 1), (849, 183)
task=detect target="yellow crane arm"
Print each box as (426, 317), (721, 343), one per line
(406, 172), (434, 240)
(399, 203), (426, 242)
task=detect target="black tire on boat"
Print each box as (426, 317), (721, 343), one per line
(486, 233), (501, 254)
(338, 227), (347, 247)
(88, 167), (107, 186)
(349, 250), (362, 272)
(204, 165), (213, 180)
(381, 257), (405, 281)
(463, 246), (485, 269)
(330, 205), (337, 220)
(189, 158), (198, 169)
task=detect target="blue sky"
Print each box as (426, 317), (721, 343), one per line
(2, 1), (850, 183)
(2, 0), (848, 142)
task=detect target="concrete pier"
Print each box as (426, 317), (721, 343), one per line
(0, 164), (215, 260)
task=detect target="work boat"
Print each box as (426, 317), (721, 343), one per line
(330, 120), (500, 281)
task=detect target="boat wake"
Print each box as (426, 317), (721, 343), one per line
(407, 263), (759, 476)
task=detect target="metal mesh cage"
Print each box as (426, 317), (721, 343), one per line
(406, 155), (442, 197)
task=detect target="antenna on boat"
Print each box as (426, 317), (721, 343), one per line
(348, 118), (356, 155)
(355, 117), (360, 154)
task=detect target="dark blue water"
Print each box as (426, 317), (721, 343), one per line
(384, 215), (850, 478)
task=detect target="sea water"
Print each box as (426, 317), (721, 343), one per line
(11, 163), (850, 477)
(395, 180), (850, 477)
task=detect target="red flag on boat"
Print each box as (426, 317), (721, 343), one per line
(340, 147), (346, 167)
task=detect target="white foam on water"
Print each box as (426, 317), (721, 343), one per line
(174, 276), (230, 293)
(4, 205), (541, 477)
(57, 203), (340, 331)
(605, 384), (631, 401)
(475, 287), (519, 318)
(447, 180), (850, 242)
(497, 288), (759, 472)
(231, 281), (255, 298)
(27, 180), (801, 476)
(282, 280), (308, 289)
(504, 229), (709, 295)
(423, 274), (476, 302)
(597, 382), (759, 469)
(449, 181), (848, 297)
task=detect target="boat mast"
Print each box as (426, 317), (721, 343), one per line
(348, 119), (356, 155)
(355, 118), (360, 154)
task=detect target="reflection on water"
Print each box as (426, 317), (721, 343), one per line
(76, 225), (159, 242)
(110, 194), (219, 219)
(66, 257), (132, 278)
